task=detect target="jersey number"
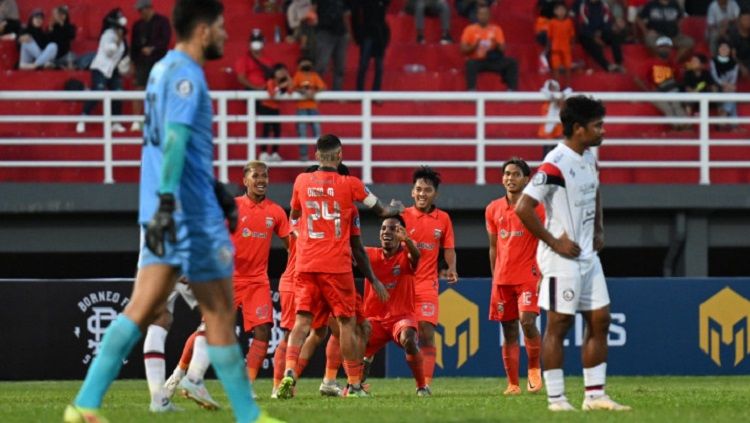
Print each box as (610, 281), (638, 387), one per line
(306, 200), (341, 239)
(143, 92), (160, 146)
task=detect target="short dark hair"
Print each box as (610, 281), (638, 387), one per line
(384, 214), (407, 229)
(316, 134), (343, 153)
(173, 0), (224, 41)
(560, 95), (606, 137)
(412, 166), (441, 190)
(501, 157), (531, 176)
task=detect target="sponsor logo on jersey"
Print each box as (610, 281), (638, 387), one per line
(699, 287), (750, 367)
(74, 291), (130, 365)
(436, 289), (479, 369)
(499, 229), (509, 239)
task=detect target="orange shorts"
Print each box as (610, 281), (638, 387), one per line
(489, 280), (540, 322)
(364, 316), (417, 357)
(295, 271), (356, 318)
(280, 289), (295, 331)
(415, 291), (439, 325)
(234, 282), (274, 331)
(550, 49), (572, 70)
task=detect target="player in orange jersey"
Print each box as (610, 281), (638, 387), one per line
(277, 134), (402, 399)
(362, 215), (430, 396)
(401, 166), (457, 390)
(485, 158), (545, 396)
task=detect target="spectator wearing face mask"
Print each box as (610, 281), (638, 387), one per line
(633, 36), (688, 130)
(292, 56), (326, 160)
(77, 8), (130, 134)
(710, 40), (739, 130)
(18, 8), (57, 70)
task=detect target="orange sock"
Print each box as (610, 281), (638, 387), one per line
(273, 339), (287, 388)
(343, 360), (361, 385)
(502, 343), (520, 386)
(246, 339), (268, 382)
(406, 352), (426, 388)
(324, 335), (341, 381)
(285, 344), (301, 376)
(178, 331), (200, 370)
(525, 336), (541, 369)
(295, 358), (310, 377)
(421, 345), (436, 386)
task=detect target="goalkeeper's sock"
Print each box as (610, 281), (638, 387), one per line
(406, 352), (426, 388)
(246, 339), (268, 382)
(524, 335), (541, 370)
(208, 343), (259, 423)
(421, 345), (436, 386)
(178, 330), (200, 371)
(502, 343), (520, 386)
(186, 333), (210, 382)
(544, 368), (566, 403)
(272, 339), (287, 388)
(583, 362), (606, 399)
(143, 325), (168, 403)
(75, 314), (141, 408)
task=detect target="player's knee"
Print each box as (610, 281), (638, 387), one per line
(520, 315), (538, 336)
(591, 312), (611, 335)
(402, 329), (419, 353)
(253, 324), (272, 342)
(418, 322), (434, 344)
(153, 309), (173, 330)
(501, 321), (520, 343)
(546, 313), (574, 336)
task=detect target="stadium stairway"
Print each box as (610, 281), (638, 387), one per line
(1, 0), (748, 184)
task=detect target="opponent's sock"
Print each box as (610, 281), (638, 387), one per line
(186, 334), (210, 382)
(343, 360), (362, 386)
(74, 315), (141, 408)
(406, 352), (426, 388)
(324, 335), (341, 382)
(583, 362), (607, 399)
(178, 331), (199, 371)
(524, 336), (541, 370)
(294, 358), (310, 378)
(245, 339), (268, 382)
(207, 344), (259, 423)
(284, 344), (301, 377)
(272, 339), (287, 388)
(544, 368), (566, 403)
(421, 345), (436, 386)
(502, 343), (520, 386)
(143, 325), (168, 403)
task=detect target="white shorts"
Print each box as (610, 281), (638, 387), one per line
(166, 282), (199, 314)
(538, 257), (610, 315)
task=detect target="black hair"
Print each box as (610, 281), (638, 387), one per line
(316, 134), (343, 153)
(412, 166), (441, 190)
(101, 8), (123, 35)
(384, 214), (407, 229)
(298, 56), (314, 65)
(305, 162), (350, 175)
(272, 62), (288, 73)
(501, 157), (531, 176)
(695, 53), (708, 64)
(560, 95), (606, 138)
(173, 0), (224, 41)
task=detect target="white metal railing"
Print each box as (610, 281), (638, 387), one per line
(1, 90), (750, 184)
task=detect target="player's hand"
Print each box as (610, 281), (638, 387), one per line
(213, 181), (238, 233)
(551, 232), (581, 259)
(146, 193), (177, 257)
(389, 199), (405, 213)
(594, 231), (605, 252)
(371, 279), (390, 303)
(395, 225), (408, 243)
(440, 268), (459, 285)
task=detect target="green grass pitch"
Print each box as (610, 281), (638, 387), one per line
(1, 376), (748, 422)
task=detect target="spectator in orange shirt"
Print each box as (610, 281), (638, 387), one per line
(261, 63), (292, 161)
(460, 4), (518, 90)
(292, 57), (326, 161)
(548, 2), (575, 88)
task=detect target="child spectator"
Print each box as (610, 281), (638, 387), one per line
(706, 0), (740, 54)
(18, 9), (57, 70)
(548, 2), (575, 88)
(49, 5), (76, 69)
(682, 54), (716, 116)
(260, 63), (292, 161)
(710, 40), (740, 130)
(292, 57), (326, 161)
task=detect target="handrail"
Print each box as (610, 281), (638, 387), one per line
(1, 90), (749, 185)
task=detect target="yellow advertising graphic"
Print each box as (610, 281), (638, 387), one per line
(699, 287), (750, 367)
(435, 289), (479, 369)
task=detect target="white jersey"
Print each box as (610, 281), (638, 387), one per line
(523, 143), (599, 276)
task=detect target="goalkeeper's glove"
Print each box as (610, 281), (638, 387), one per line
(146, 193), (176, 257)
(214, 181), (238, 233)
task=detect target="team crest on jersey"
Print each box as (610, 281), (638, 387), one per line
(73, 290), (130, 366)
(496, 302), (504, 315)
(256, 304), (270, 319)
(563, 289), (575, 302)
(354, 215), (361, 228)
(242, 227), (251, 238)
(421, 303), (436, 317)
(392, 264), (401, 276)
(433, 229), (442, 240)
(533, 171), (547, 186)
(265, 217), (274, 228)
(176, 79), (193, 98)
(499, 229), (509, 239)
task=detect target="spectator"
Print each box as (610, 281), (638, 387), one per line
(461, 3), (519, 90)
(0, 0), (20, 40)
(535, 2), (552, 74)
(407, 0), (452, 44)
(48, 5), (76, 69)
(729, 13), (750, 76)
(633, 36), (688, 129)
(538, 79), (572, 157)
(457, 0), (496, 22)
(352, 0), (390, 91)
(18, 9), (57, 70)
(681, 53), (716, 115)
(292, 56), (326, 160)
(576, 0), (625, 73)
(638, 0), (694, 62)
(707, 0), (740, 54)
(130, 0), (171, 132)
(710, 40), (740, 129)
(287, 0), (317, 58)
(77, 8), (129, 134)
(626, 0), (649, 39)
(548, 2), (576, 87)
(315, 0), (350, 90)
(260, 63), (292, 161)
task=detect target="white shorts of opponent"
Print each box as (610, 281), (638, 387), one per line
(166, 281), (199, 314)
(538, 256), (610, 315)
